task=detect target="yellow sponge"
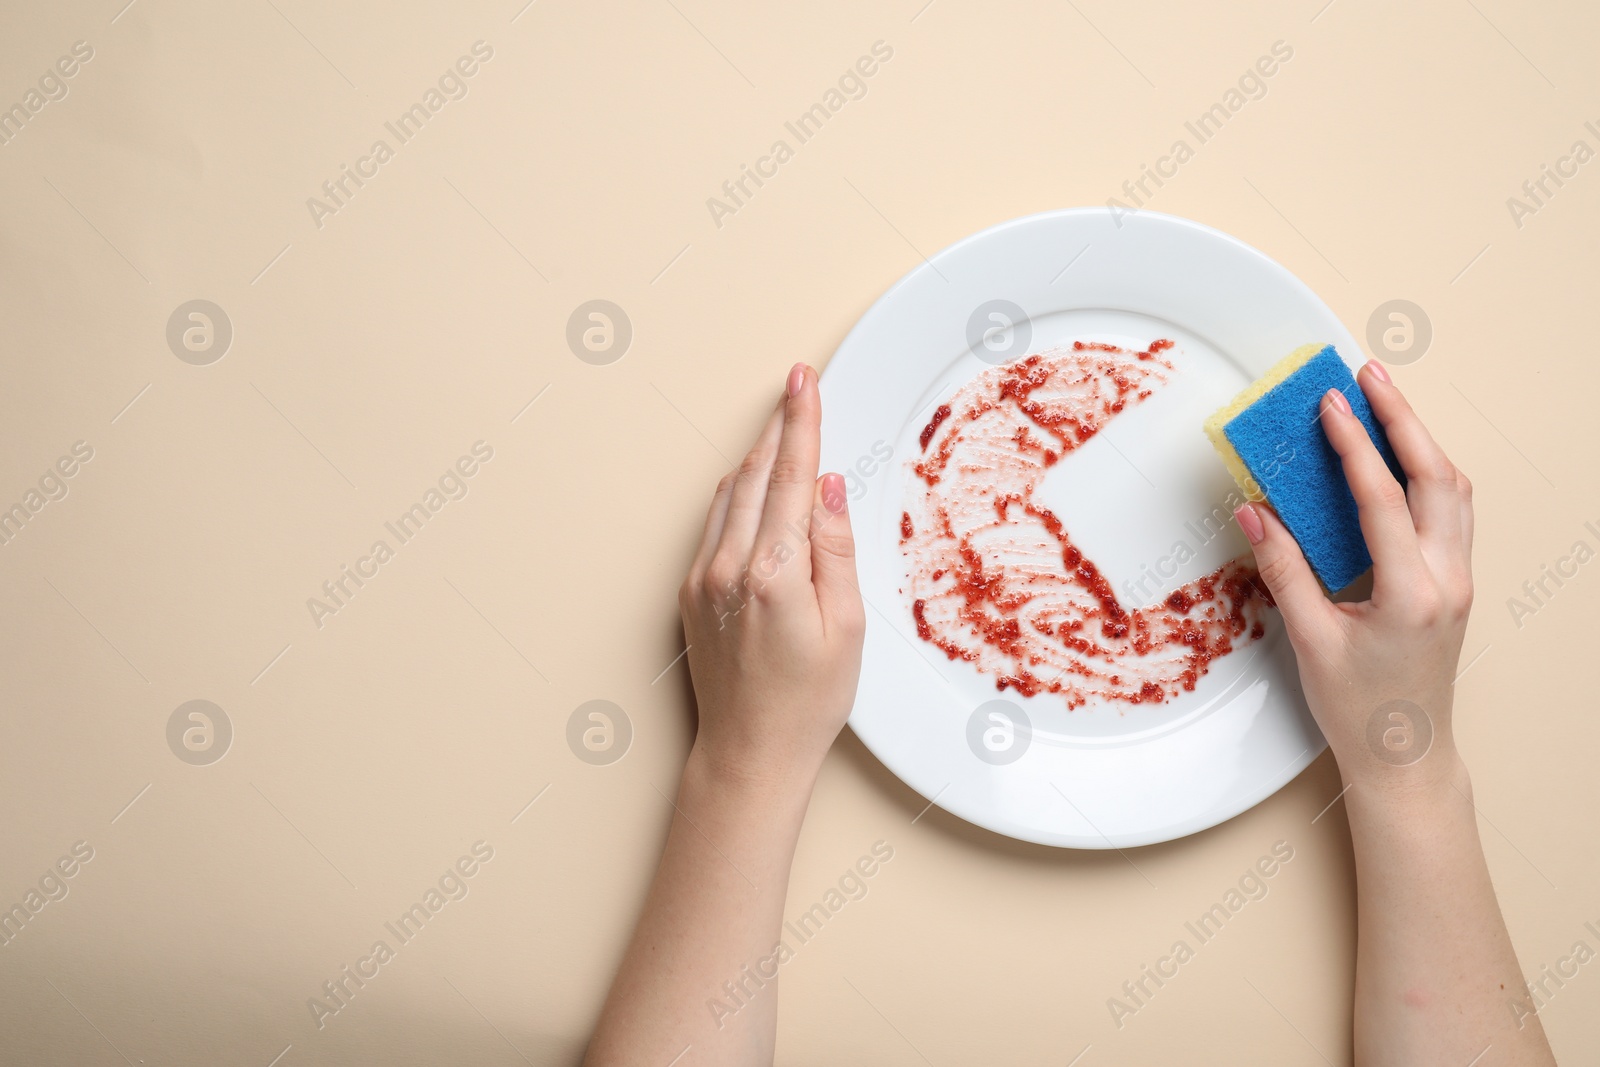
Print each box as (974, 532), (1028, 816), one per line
(1205, 343), (1407, 592)
(1203, 343), (1324, 503)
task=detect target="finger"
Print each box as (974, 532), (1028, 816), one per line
(1450, 469), (1475, 604)
(1235, 503), (1335, 642)
(810, 473), (863, 633)
(712, 399), (785, 569)
(755, 363), (822, 565)
(690, 470), (736, 579)
(1319, 387), (1425, 592)
(1355, 362), (1461, 552)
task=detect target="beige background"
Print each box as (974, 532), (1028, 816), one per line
(1, 0), (1596, 1063)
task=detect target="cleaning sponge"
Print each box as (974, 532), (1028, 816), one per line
(1204, 344), (1404, 593)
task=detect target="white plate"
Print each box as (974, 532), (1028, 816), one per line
(821, 208), (1349, 849)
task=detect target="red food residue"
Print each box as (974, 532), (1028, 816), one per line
(903, 341), (1269, 708)
(920, 404), (951, 451)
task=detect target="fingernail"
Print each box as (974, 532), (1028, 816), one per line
(787, 362), (808, 398)
(1363, 359), (1391, 385)
(1234, 503), (1265, 545)
(822, 473), (847, 513)
(1324, 388), (1352, 417)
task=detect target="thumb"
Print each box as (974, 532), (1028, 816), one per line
(1236, 502), (1334, 639)
(809, 473), (863, 632)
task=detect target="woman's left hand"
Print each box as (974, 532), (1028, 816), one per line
(677, 361), (866, 792)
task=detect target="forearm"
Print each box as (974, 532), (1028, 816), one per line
(1344, 751), (1555, 1065)
(584, 746), (817, 1067)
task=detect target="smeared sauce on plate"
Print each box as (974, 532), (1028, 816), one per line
(902, 341), (1270, 708)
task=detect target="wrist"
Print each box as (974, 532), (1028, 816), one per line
(1318, 685), (1464, 794)
(1339, 745), (1473, 824)
(685, 738), (822, 812)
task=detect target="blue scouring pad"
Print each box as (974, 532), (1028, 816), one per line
(1204, 344), (1405, 592)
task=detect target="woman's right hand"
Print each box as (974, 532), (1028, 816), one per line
(1234, 359), (1475, 791)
